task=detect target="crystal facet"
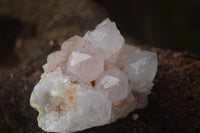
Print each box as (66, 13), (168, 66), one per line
(96, 67), (128, 103)
(30, 18), (158, 133)
(84, 18), (124, 58)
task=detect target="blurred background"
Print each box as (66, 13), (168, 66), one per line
(96, 0), (200, 53)
(0, 0), (200, 77)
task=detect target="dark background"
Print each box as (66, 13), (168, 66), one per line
(96, 0), (200, 53)
(0, 0), (200, 76)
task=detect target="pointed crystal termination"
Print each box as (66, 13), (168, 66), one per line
(84, 18), (124, 59)
(30, 18), (158, 133)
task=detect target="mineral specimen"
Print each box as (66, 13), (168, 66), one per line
(30, 18), (158, 133)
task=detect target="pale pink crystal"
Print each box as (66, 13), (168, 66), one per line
(30, 18), (157, 133)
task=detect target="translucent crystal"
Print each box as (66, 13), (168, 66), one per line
(62, 43), (104, 82)
(123, 50), (157, 93)
(44, 36), (87, 72)
(84, 18), (124, 58)
(30, 18), (157, 133)
(76, 88), (112, 128)
(96, 67), (128, 104)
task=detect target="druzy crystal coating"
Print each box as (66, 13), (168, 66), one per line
(30, 18), (157, 133)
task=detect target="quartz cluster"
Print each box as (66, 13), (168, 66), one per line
(30, 18), (157, 133)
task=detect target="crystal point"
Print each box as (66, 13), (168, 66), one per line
(96, 67), (128, 103)
(84, 18), (124, 58)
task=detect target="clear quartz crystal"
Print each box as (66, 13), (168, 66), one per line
(62, 42), (104, 82)
(84, 18), (124, 59)
(96, 67), (129, 104)
(123, 50), (157, 94)
(30, 18), (157, 133)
